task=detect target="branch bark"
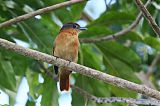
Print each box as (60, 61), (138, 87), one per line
(72, 85), (160, 105)
(39, 60), (160, 105)
(1, 38), (160, 100)
(134, 0), (160, 37)
(80, 0), (151, 43)
(0, 0), (84, 28)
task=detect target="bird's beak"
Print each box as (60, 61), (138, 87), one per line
(79, 27), (87, 30)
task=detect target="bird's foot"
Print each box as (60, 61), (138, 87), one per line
(54, 55), (59, 60)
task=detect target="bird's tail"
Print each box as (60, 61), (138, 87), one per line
(59, 69), (70, 91)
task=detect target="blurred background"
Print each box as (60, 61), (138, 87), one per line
(0, 0), (160, 106)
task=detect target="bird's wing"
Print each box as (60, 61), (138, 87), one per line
(53, 38), (59, 75)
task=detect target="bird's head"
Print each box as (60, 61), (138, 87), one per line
(60, 23), (87, 32)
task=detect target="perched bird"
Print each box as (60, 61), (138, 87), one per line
(53, 23), (86, 91)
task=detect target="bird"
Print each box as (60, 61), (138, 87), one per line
(53, 22), (86, 91)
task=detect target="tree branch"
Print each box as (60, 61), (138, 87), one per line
(1, 38), (160, 100)
(81, 11), (93, 22)
(38, 60), (160, 105)
(80, 0), (151, 43)
(72, 85), (160, 105)
(0, 0), (85, 28)
(136, 71), (156, 90)
(146, 53), (160, 78)
(134, 0), (160, 37)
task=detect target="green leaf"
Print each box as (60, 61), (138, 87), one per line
(0, 29), (15, 42)
(42, 0), (63, 6)
(96, 41), (141, 70)
(40, 14), (59, 38)
(26, 100), (35, 106)
(21, 19), (55, 53)
(42, 0), (86, 23)
(70, 2), (86, 21)
(117, 31), (143, 42)
(11, 54), (29, 75)
(54, 8), (73, 24)
(144, 36), (160, 51)
(80, 44), (102, 70)
(73, 75), (110, 106)
(41, 75), (58, 106)
(89, 11), (135, 26)
(72, 76), (86, 106)
(0, 105), (10, 106)
(103, 56), (140, 83)
(0, 48), (29, 76)
(0, 54), (16, 91)
(10, 0), (41, 10)
(103, 55), (140, 98)
(79, 26), (113, 38)
(109, 84), (137, 98)
(54, 2), (86, 23)
(26, 68), (40, 101)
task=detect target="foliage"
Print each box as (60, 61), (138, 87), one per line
(0, 0), (160, 106)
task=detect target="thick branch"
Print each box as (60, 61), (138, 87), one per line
(1, 38), (160, 100)
(39, 61), (160, 105)
(134, 0), (160, 37)
(80, 0), (151, 43)
(0, 0), (84, 28)
(72, 85), (160, 105)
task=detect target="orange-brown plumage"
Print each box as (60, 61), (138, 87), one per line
(53, 23), (86, 91)
(54, 28), (79, 62)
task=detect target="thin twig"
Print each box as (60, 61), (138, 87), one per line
(80, 0), (151, 43)
(104, 0), (109, 10)
(152, 2), (160, 10)
(134, 0), (160, 37)
(105, 0), (113, 10)
(84, 97), (88, 106)
(81, 11), (93, 22)
(136, 71), (156, 90)
(72, 85), (160, 105)
(146, 53), (160, 78)
(0, 0), (85, 28)
(37, 61), (58, 81)
(38, 62), (53, 77)
(1, 38), (160, 100)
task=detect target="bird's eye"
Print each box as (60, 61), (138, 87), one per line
(73, 24), (78, 29)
